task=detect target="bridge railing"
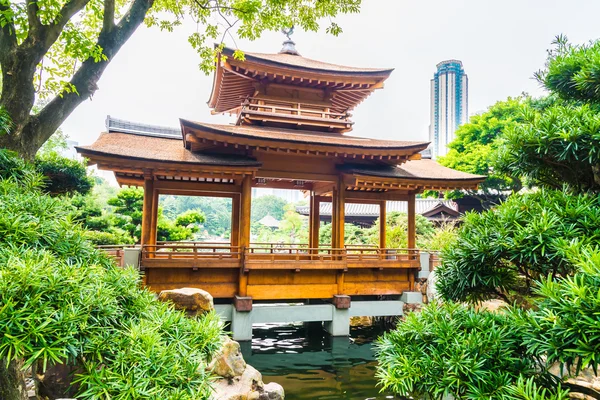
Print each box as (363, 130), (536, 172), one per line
(98, 242), (428, 271)
(96, 244), (137, 267)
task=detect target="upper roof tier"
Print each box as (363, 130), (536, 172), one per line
(208, 46), (394, 120)
(181, 118), (428, 164)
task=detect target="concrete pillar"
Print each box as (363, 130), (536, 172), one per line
(401, 291), (423, 304)
(324, 307), (350, 336)
(231, 309), (253, 341)
(123, 247), (141, 268)
(418, 252), (431, 279)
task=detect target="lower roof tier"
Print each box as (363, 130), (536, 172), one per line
(76, 117), (485, 192)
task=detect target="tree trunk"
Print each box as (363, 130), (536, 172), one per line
(0, 359), (29, 400)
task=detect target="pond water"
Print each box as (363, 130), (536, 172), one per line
(239, 323), (403, 400)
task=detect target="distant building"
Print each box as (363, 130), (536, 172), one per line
(429, 60), (468, 158)
(296, 199), (460, 228)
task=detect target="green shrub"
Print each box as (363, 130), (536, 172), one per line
(376, 302), (536, 399)
(523, 245), (600, 374)
(504, 377), (570, 400)
(437, 189), (600, 303)
(0, 153), (223, 399)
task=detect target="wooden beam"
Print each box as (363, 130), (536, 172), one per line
(140, 176), (154, 246)
(407, 192), (416, 250)
(309, 193), (321, 249)
(239, 175), (252, 297)
(379, 200), (386, 249)
(252, 180), (313, 191)
(231, 194), (240, 248)
(337, 176), (346, 250)
(150, 188), (159, 246)
(257, 169), (339, 182)
(312, 181), (335, 196)
(154, 180), (241, 193)
(344, 190), (409, 201)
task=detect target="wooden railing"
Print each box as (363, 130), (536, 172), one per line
(245, 245), (346, 271)
(96, 244), (136, 267)
(140, 242), (242, 269)
(241, 97), (350, 120)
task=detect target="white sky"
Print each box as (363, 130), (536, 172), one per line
(61, 0), (600, 147)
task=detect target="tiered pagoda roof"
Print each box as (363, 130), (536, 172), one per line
(78, 41), (484, 193)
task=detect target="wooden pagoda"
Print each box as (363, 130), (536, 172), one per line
(77, 40), (484, 307)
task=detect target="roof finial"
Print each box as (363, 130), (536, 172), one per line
(279, 25), (300, 56)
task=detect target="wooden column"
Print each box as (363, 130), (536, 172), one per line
(140, 175), (154, 247)
(379, 200), (387, 249)
(150, 189), (159, 245)
(238, 175), (252, 297)
(407, 192), (416, 249)
(335, 177), (345, 295)
(407, 192), (416, 291)
(231, 194), (240, 248)
(331, 189), (338, 248)
(309, 193), (321, 249)
(337, 177), (345, 250)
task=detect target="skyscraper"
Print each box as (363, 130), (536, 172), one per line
(429, 60), (468, 158)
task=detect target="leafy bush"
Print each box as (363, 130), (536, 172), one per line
(523, 245), (600, 374)
(34, 152), (95, 196)
(437, 189), (600, 303)
(496, 103), (600, 193)
(505, 377), (570, 400)
(376, 302), (536, 399)
(0, 154), (223, 399)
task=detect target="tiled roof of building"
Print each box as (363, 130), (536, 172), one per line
(296, 199), (458, 217)
(106, 116), (181, 139)
(181, 119), (429, 150)
(234, 48), (394, 76)
(339, 159), (486, 181)
(76, 132), (261, 167)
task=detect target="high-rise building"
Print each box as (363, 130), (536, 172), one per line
(429, 60), (468, 158)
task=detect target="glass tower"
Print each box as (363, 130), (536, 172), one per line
(429, 60), (468, 158)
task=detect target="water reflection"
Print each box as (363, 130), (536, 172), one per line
(241, 323), (402, 400)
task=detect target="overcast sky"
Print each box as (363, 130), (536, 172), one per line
(61, 0), (600, 147)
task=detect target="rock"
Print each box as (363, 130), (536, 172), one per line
(548, 362), (600, 399)
(158, 287), (214, 314)
(261, 382), (285, 400)
(209, 337), (247, 378)
(426, 270), (438, 301)
(475, 299), (508, 313)
(210, 337), (285, 400)
(212, 364), (263, 400)
(349, 316), (373, 327)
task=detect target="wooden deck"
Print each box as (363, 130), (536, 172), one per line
(135, 242), (419, 300)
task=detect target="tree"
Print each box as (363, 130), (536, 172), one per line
(0, 0), (361, 158)
(106, 187), (205, 242)
(436, 189), (600, 304)
(437, 97), (528, 204)
(537, 35), (600, 103)
(495, 36), (600, 193)
(251, 195), (288, 223)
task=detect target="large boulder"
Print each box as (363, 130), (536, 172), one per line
(210, 338), (284, 400)
(209, 337), (247, 378)
(426, 269), (438, 301)
(158, 287), (214, 315)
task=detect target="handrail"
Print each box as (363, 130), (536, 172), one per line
(242, 97), (350, 119)
(245, 246), (347, 262)
(141, 243), (242, 260)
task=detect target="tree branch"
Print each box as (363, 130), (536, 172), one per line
(27, 0), (41, 33)
(103, 0), (115, 33)
(0, 1), (17, 64)
(20, 0), (92, 65)
(27, 0), (155, 150)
